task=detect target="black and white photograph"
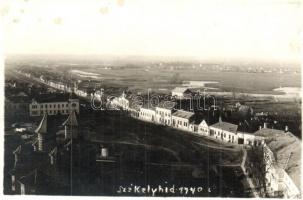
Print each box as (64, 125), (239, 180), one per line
(1, 0), (302, 198)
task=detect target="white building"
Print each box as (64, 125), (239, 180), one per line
(171, 87), (192, 99)
(155, 101), (176, 126)
(75, 88), (88, 97)
(262, 144), (300, 198)
(139, 107), (156, 122)
(255, 128), (301, 198)
(237, 132), (264, 146)
(112, 91), (131, 110)
(172, 110), (195, 131)
(198, 120), (209, 136)
(29, 94), (79, 116)
(209, 120), (238, 144)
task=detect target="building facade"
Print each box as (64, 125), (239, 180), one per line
(29, 94), (79, 117)
(263, 144), (300, 198)
(172, 110), (195, 131)
(139, 107), (156, 122)
(209, 121), (238, 143)
(198, 120), (209, 136)
(155, 107), (173, 126)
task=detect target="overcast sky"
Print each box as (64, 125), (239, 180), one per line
(1, 0), (302, 62)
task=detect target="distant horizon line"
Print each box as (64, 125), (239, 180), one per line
(4, 53), (301, 65)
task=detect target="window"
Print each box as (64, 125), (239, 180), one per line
(32, 111), (38, 115)
(62, 104), (64, 107)
(54, 104), (56, 108)
(32, 105), (37, 109)
(40, 105), (43, 108)
(49, 105), (52, 108)
(45, 104), (48, 108)
(58, 104), (60, 108)
(71, 103), (77, 107)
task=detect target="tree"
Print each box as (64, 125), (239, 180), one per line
(169, 72), (182, 84)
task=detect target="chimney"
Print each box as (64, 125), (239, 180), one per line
(263, 123), (267, 129)
(219, 116), (222, 123)
(259, 126), (262, 130)
(285, 126), (289, 132)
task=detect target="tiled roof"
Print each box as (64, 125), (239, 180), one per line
(32, 93), (77, 103)
(210, 121), (238, 133)
(172, 110), (195, 119)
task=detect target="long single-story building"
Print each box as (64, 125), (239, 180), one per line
(209, 120), (238, 144)
(139, 106), (156, 123)
(172, 110), (195, 131)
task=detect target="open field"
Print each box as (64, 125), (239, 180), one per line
(71, 66), (300, 95)
(6, 58), (300, 95)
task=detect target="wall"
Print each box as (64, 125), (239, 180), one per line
(172, 116), (190, 131)
(263, 144), (300, 198)
(139, 108), (156, 122)
(198, 120), (209, 136)
(209, 127), (238, 144)
(29, 100), (79, 116)
(155, 107), (172, 126)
